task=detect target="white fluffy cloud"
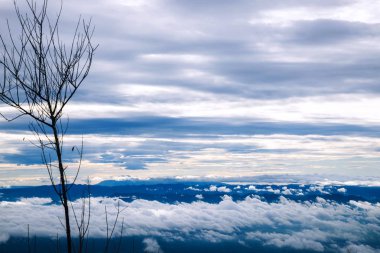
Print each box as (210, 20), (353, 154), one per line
(62, 94), (380, 125)
(337, 187), (347, 193)
(1, 196), (379, 252)
(143, 238), (163, 253)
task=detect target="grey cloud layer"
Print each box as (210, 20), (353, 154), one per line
(3, 0), (373, 102)
(2, 0), (379, 103)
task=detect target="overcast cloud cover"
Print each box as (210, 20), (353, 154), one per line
(1, 0), (380, 185)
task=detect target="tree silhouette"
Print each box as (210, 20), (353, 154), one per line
(0, 0), (96, 252)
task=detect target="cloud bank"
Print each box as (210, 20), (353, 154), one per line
(1, 196), (379, 252)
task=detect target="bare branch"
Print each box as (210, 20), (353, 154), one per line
(0, 1), (96, 253)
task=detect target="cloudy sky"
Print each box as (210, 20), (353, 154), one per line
(1, 0), (380, 186)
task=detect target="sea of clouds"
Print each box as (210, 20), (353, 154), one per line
(1, 194), (379, 253)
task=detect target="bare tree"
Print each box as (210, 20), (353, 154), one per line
(71, 179), (91, 253)
(0, 0), (96, 252)
(104, 201), (126, 253)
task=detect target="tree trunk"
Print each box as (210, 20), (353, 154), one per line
(53, 122), (72, 253)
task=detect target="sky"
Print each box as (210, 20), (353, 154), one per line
(1, 0), (380, 186)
